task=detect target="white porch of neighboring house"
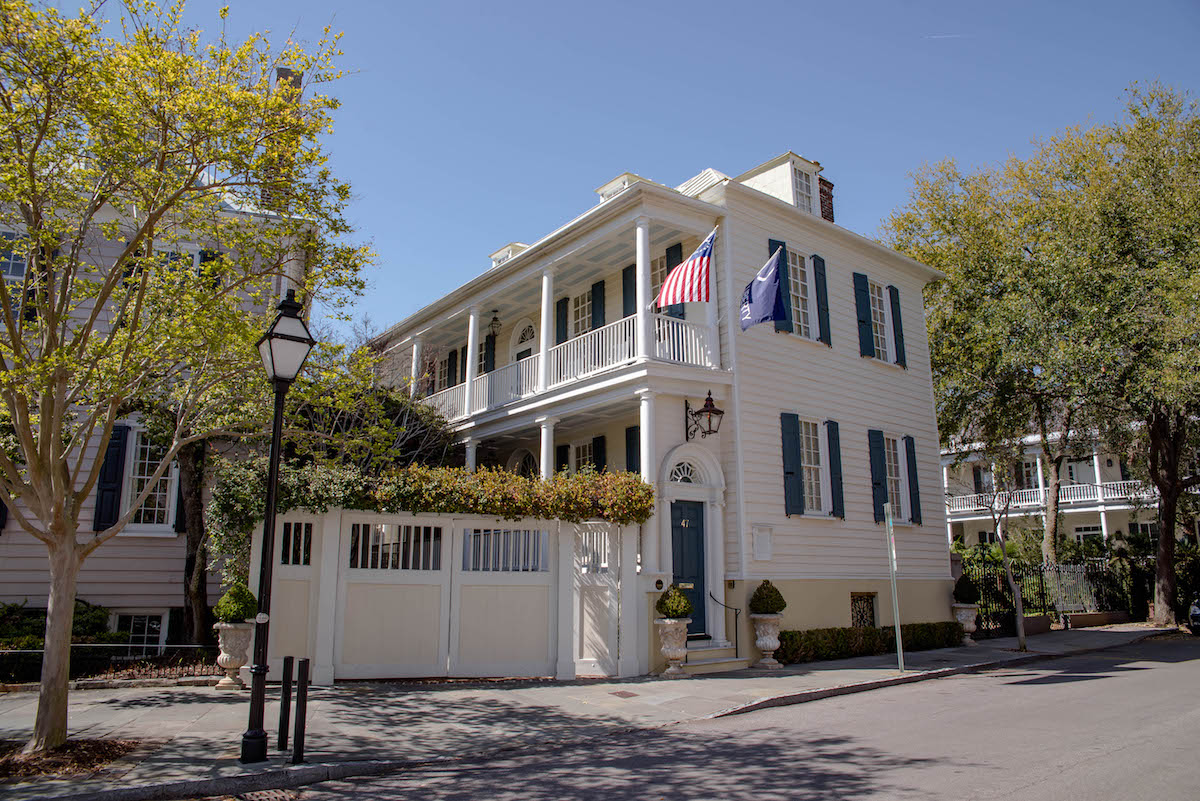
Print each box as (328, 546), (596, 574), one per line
(245, 510), (646, 684)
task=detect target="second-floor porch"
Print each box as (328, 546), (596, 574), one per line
(945, 480), (1160, 519)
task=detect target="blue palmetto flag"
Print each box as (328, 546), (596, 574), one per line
(739, 246), (788, 331)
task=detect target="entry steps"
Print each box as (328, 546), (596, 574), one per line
(682, 640), (753, 675)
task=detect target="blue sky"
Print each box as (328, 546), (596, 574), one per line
(179, 0), (1200, 333)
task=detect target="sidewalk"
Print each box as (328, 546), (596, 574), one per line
(0, 625), (1171, 801)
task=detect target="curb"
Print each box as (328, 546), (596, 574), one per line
(1, 676), (220, 694)
(24, 630), (1168, 801)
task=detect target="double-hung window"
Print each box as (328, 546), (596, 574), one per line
(786, 248), (814, 339)
(882, 434), (905, 519)
(650, 254), (669, 300)
(126, 431), (175, 528)
(436, 357), (449, 391)
(800, 419), (823, 512)
(793, 167), (814, 214)
(571, 291), (592, 338)
(1, 232), (27, 318)
(574, 441), (594, 472)
(867, 280), (890, 361)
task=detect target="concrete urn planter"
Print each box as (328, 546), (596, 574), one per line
(750, 613), (784, 669)
(654, 618), (691, 678)
(213, 621), (254, 689)
(951, 603), (979, 646)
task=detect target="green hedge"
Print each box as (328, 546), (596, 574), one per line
(776, 621), (964, 665)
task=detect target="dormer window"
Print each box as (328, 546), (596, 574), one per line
(489, 242), (529, 269)
(792, 166), (814, 214)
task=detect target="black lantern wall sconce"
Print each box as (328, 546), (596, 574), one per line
(685, 391), (724, 441)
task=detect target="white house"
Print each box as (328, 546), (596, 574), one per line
(267, 151), (952, 681)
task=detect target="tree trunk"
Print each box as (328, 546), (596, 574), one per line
(997, 526), (1027, 651)
(1154, 490), (1178, 625)
(24, 540), (81, 753)
(1042, 458), (1062, 564)
(179, 441), (211, 645)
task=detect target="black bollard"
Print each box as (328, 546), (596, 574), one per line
(291, 658), (309, 765)
(278, 655), (294, 751)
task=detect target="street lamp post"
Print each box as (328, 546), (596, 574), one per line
(241, 289), (315, 764)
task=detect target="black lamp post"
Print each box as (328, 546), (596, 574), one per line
(241, 289), (315, 764)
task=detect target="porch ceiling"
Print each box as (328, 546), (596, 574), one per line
(477, 396), (641, 449)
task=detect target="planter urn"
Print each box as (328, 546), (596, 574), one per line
(213, 621), (254, 689)
(750, 613), (784, 669)
(951, 603), (979, 646)
(654, 618), (691, 678)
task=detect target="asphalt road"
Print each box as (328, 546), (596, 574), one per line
(299, 636), (1200, 800)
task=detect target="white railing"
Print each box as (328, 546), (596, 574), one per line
(471, 355), (541, 413)
(653, 314), (712, 367)
(1100, 480), (1155, 501)
(946, 480), (1161, 516)
(1059, 483), (1098, 503)
(425, 383), (468, 421)
(1010, 488), (1042, 507)
(547, 315), (637, 387)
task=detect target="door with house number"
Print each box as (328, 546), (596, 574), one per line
(671, 500), (706, 637)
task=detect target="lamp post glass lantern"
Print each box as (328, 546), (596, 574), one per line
(241, 289), (315, 764)
(685, 391), (724, 441)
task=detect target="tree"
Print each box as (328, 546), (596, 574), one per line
(0, 1), (367, 751)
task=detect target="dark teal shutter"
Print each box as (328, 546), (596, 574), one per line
(592, 435), (607, 471)
(0, 499), (6, 531)
(556, 444), (570, 474)
(664, 243), (685, 319)
(199, 249), (222, 289)
(94, 425), (129, 531)
(904, 435), (922, 524)
(459, 346), (468, 382)
(625, 426), (640, 474)
(868, 429), (887, 523)
(769, 239), (793, 333)
(446, 349), (458, 387)
(888, 285), (906, 367)
(590, 280), (605, 329)
(622, 265), (636, 318)
(972, 466), (983, 494)
(483, 333), (496, 373)
(556, 297), (569, 344)
(780, 413), (805, 516)
(812, 254), (831, 346)
(174, 473), (186, 533)
(853, 273), (874, 358)
(825, 420), (844, 519)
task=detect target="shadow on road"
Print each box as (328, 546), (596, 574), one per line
(995, 636), (1199, 686)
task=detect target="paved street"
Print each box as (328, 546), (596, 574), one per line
(299, 636), (1200, 801)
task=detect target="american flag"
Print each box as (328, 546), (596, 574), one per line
(655, 227), (717, 308)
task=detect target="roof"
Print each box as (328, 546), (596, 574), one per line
(732, 151), (822, 183)
(675, 168), (729, 198)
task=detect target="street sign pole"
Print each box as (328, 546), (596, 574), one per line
(884, 502), (905, 672)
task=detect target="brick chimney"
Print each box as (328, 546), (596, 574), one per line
(818, 177), (835, 223)
(260, 67), (303, 212)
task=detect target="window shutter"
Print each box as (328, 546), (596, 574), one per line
(555, 444), (570, 474)
(887, 285), (906, 367)
(853, 273), (874, 358)
(664, 243), (685, 319)
(825, 420), (844, 518)
(592, 435), (607, 472)
(199, 249), (222, 289)
(590, 280), (606, 330)
(459, 346), (468, 383)
(93, 425), (129, 531)
(483, 333), (496, 373)
(972, 465), (983, 494)
(174, 473), (186, 533)
(555, 297), (569, 345)
(780, 413), (805, 516)
(868, 429), (887, 523)
(904, 435), (922, 524)
(0, 498), (7, 531)
(622, 264), (636, 318)
(769, 239), (793, 333)
(812, 254), (831, 346)
(625, 426), (640, 474)
(446, 349), (458, 388)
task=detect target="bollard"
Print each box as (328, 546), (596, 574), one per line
(291, 658), (309, 765)
(278, 655), (294, 752)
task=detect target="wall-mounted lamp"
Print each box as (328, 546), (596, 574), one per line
(488, 310), (502, 337)
(685, 391), (724, 441)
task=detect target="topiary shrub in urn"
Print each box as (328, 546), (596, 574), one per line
(950, 574), (980, 646)
(213, 582), (258, 690)
(748, 580), (787, 669)
(654, 585), (693, 678)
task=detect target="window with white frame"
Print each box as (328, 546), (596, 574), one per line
(0, 232), (26, 280)
(786, 248), (813, 339)
(113, 612), (166, 657)
(478, 342), (487, 373)
(793, 166), (814, 214)
(868, 280), (890, 361)
(883, 434), (904, 518)
(436, 356), (449, 390)
(1074, 525), (1102, 544)
(571, 291), (591, 337)
(800, 419), (823, 512)
(127, 431), (175, 527)
(651, 254), (669, 300)
(574, 441), (594, 472)
(1013, 460), (1038, 491)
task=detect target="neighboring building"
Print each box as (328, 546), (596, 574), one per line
(363, 151), (952, 672)
(940, 438), (1198, 548)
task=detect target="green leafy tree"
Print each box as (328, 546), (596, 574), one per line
(0, 1), (368, 751)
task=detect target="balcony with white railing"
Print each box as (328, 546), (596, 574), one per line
(945, 480), (1163, 516)
(471, 354), (541, 413)
(548, 315), (638, 387)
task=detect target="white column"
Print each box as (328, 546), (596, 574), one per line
(538, 415), (558, 480)
(638, 389), (658, 571)
(555, 523), (576, 680)
(312, 509), (343, 685)
(464, 306), (480, 412)
(409, 337), (423, 398)
(635, 216), (652, 360)
(1035, 454), (1046, 500)
(538, 269), (554, 391)
(616, 523), (640, 677)
(1099, 509), (1110, 542)
(705, 219), (722, 368)
(1091, 445), (1105, 501)
(707, 500), (727, 646)
(465, 438), (478, 472)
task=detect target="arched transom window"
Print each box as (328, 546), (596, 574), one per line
(669, 461), (698, 484)
(517, 325), (536, 346)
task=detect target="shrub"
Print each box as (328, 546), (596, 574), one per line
(655, 585), (693, 619)
(748, 580), (787, 615)
(952, 574), (980, 605)
(214, 583), (258, 624)
(776, 621), (964, 665)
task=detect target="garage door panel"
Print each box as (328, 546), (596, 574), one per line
(455, 585), (551, 674)
(339, 583), (444, 674)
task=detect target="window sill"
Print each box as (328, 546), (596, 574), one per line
(778, 330), (831, 349)
(117, 527), (179, 539)
(864, 355), (906, 370)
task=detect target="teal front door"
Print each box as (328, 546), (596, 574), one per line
(671, 500), (706, 637)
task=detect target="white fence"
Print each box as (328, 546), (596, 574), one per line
(946, 481), (1161, 515)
